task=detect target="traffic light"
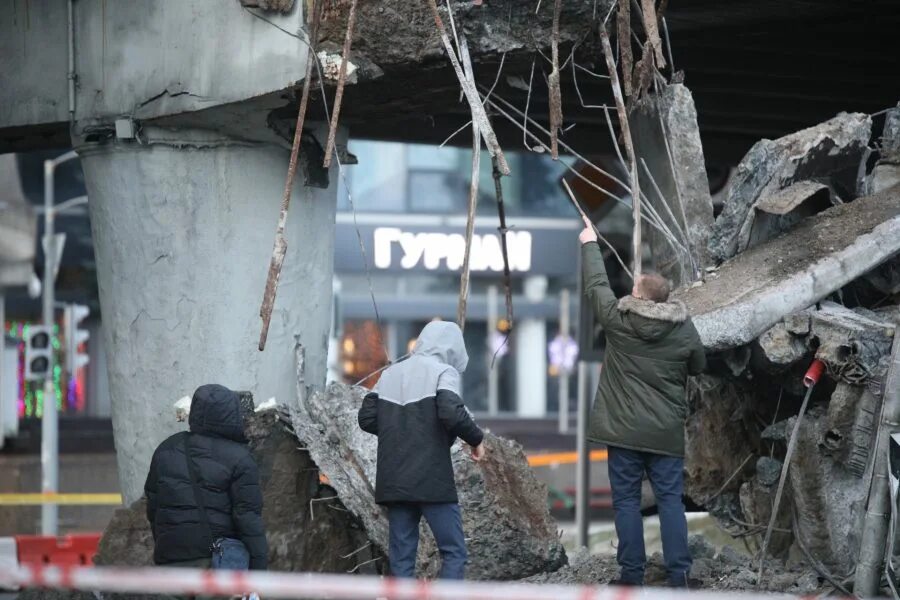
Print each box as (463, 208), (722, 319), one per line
(25, 326), (52, 381)
(64, 304), (90, 374)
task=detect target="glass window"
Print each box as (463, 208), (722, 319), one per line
(340, 140), (406, 212)
(407, 171), (465, 213)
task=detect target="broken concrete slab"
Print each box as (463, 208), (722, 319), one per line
(292, 381), (566, 580)
(678, 185), (900, 351)
(631, 83), (715, 287)
(755, 322), (808, 370)
(788, 404), (870, 575)
(784, 310), (813, 336)
(821, 383), (877, 478)
(317, 0), (612, 72)
(869, 101), (900, 193)
(709, 112), (872, 262)
(808, 302), (896, 385)
(746, 181), (835, 252)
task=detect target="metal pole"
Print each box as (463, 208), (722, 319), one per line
(41, 159), (58, 536)
(38, 150), (78, 536)
(575, 360), (590, 548)
(558, 289), (570, 433)
(487, 285), (499, 415)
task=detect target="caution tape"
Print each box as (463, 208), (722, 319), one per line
(527, 449), (608, 468)
(0, 564), (809, 599)
(0, 493), (122, 506)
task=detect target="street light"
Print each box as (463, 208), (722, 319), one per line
(41, 149), (81, 536)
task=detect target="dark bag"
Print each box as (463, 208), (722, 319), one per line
(182, 433), (250, 570)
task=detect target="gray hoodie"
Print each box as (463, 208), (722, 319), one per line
(375, 320), (469, 404)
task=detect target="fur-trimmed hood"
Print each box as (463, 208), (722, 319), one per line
(617, 296), (688, 342)
(617, 296), (688, 323)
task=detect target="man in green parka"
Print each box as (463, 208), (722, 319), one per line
(579, 216), (706, 588)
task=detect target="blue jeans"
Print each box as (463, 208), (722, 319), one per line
(387, 502), (467, 580)
(607, 446), (691, 586)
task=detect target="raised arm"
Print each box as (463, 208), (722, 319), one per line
(581, 239), (620, 329)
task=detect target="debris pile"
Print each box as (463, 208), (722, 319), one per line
(526, 536), (826, 595)
(670, 102), (900, 592)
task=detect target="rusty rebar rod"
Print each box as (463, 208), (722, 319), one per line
(258, 0), (324, 351)
(425, 0), (510, 175)
(457, 36), (481, 331)
(599, 21), (643, 278)
(323, 0), (359, 168)
(548, 0), (563, 159)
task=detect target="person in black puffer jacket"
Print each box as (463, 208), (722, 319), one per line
(144, 384), (267, 570)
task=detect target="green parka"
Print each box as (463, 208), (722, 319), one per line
(582, 242), (706, 457)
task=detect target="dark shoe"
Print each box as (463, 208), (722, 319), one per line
(668, 576), (703, 589)
(608, 579), (642, 587)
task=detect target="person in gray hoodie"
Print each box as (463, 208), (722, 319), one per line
(358, 320), (485, 579)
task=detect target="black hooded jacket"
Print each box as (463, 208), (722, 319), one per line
(144, 384), (268, 570)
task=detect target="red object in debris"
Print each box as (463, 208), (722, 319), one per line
(803, 359), (826, 388)
(15, 534), (101, 567)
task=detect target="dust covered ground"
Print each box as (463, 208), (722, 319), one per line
(525, 535), (825, 595)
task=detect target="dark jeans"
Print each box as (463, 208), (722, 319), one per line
(607, 446), (691, 586)
(387, 502), (467, 580)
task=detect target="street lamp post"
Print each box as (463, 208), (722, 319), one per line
(41, 149), (79, 536)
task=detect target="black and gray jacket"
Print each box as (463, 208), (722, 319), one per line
(358, 321), (484, 505)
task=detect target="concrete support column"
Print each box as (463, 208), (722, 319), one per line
(515, 276), (548, 417)
(77, 130), (338, 503)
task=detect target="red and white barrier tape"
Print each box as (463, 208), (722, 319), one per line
(0, 564), (817, 599)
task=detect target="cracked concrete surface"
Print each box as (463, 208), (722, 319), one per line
(79, 138), (338, 503)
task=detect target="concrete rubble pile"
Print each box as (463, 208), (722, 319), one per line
(670, 100), (900, 583)
(82, 380), (566, 587)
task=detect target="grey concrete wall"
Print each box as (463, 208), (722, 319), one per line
(631, 84), (714, 287)
(1, 0), (308, 148)
(0, 0), (69, 131)
(73, 0), (306, 125)
(78, 132), (337, 503)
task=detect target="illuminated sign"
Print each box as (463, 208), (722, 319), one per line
(373, 227), (532, 273)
